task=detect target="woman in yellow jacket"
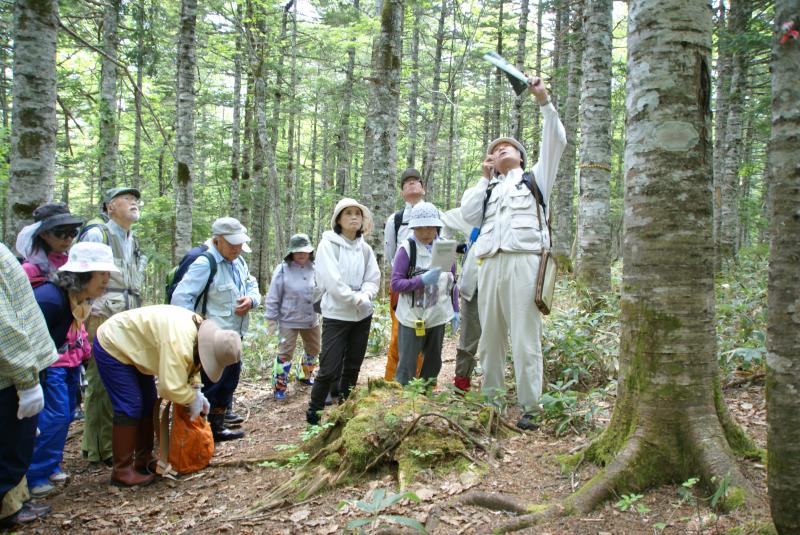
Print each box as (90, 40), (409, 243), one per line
(93, 305), (241, 487)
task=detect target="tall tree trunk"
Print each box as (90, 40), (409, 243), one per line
(0, 31), (8, 132)
(98, 0), (120, 192)
(717, 0), (751, 262)
(406, 1), (421, 168)
(310, 96), (319, 239)
(510, 0), (529, 140)
(230, 3), (243, 219)
(318, 116), (330, 243)
(766, 0), (800, 531)
(240, 72), (253, 229)
(360, 0), (403, 259)
(491, 0), (504, 140)
(132, 0), (145, 190)
(529, 0), (543, 149)
(575, 0), (613, 294)
(173, 0), (198, 260)
(564, 0), (753, 514)
(551, 0), (583, 267)
(712, 1), (730, 257)
(283, 0), (298, 244)
(5, 0), (58, 244)
(482, 70), (491, 149)
(420, 0), (447, 197)
(250, 58), (268, 290)
(334, 0), (358, 196)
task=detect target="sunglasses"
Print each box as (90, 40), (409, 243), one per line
(51, 227), (80, 239)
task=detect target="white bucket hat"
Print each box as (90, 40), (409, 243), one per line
(330, 198), (374, 236)
(211, 217), (251, 246)
(197, 319), (242, 382)
(59, 242), (120, 273)
(408, 202), (443, 229)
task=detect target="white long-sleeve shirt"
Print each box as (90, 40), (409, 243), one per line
(461, 103), (567, 258)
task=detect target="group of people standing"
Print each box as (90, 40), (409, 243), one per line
(0, 75), (565, 527)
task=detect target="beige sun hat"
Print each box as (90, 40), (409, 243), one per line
(486, 137), (529, 169)
(330, 198), (374, 236)
(197, 319), (242, 382)
(59, 242), (120, 273)
(211, 217), (251, 246)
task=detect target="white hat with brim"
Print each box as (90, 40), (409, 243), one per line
(197, 319), (242, 383)
(330, 198), (374, 236)
(487, 137), (528, 169)
(212, 217), (251, 246)
(408, 201), (443, 229)
(59, 242), (120, 273)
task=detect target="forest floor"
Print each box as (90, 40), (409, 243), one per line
(11, 338), (772, 535)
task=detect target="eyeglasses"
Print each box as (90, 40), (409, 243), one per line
(52, 227), (80, 240)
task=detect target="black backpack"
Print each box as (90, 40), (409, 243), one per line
(165, 244), (218, 316)
(393, 209), (406, 245)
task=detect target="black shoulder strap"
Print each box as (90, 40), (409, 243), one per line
(406, 239), (417, 278)
(481, 182), (498, 224)
(393, 209), (405, 244)
(196, 252), (217, 316)
(521, 172), (547, 213)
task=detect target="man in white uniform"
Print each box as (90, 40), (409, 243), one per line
(460, 76), (566, 430)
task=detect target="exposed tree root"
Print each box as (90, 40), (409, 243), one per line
(457, 491), (529, 514)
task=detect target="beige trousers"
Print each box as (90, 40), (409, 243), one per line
(477, 252), (543, 413)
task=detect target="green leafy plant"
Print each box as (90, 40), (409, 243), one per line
(615, 493), (645, 512)
(301, 422), (334, 442)
(287, 452), (310, 467)
(338, 488), (425, 534)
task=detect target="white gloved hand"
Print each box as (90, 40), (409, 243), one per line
(17, 384), (45, 419)
(420, 267), (442, 286)
(354, 292), (372, 315)
(188, 390), (209, 420)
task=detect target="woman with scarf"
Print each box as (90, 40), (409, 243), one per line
(24, 242), (118, 497)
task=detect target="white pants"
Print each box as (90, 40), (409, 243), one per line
(477, 252), (543, 413)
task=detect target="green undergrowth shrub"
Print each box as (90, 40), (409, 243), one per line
(715, 246), (767, 379)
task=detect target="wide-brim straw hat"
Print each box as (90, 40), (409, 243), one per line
(330, 198), (374, 236)
(197, 319), (242, 383)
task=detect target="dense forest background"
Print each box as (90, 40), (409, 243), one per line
(0, 0), (774, 299)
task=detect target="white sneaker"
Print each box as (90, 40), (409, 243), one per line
(49, 471), (69, 483)
(30, 482), (55, 497)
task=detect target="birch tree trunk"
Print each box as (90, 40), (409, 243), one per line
(132, 0), (145, 190)
(173, 0), (198, 260)
(420, 0), (447, 196)
(529, 0), (543, 149)
(575, 0), (612, 294)
(98, 0), (120, 192)
(551, 0), (583, 266)
(717, 0), (751, 261)
(510, 0), (529, 141)
(491, 0), (504, 140)
(5, 0), (58, 244)
(360, 0), (403, 258)
(766, 1), (800, 531)
(561, 0), (754, 514)
(406, 1), (421, 168)
(712, 1), (730, 253)
(283, 1), (298, 243)
(230, 4), (243, 219)
(334, 0), (358, 196)
(241, 72), (253, 229)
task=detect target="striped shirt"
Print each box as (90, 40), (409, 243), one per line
(0, 243), (58, 390)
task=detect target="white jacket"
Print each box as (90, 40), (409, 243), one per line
(316, 230), (381, 322)
(395, 240), (455, 329)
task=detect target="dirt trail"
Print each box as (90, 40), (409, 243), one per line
(11, 340), (769, 534)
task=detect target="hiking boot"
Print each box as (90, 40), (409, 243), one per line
(516, 413), (540, 431)
(299, 355), (317, 385)
(224, 410), (244, 425)
(30, 482), (55, 498)
(0, 502), (51, 528)
(134, 416), (157, 475)
(306, 409), (321, 426)
(49, 470), (69, 484)
(453, 375), (471, 394)
(274, 390), (287, 401)
(209, 411), (245, 442)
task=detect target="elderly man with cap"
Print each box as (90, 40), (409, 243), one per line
(93, 305), (242, 486)
(460, 76), (566, 430)
(382, 168), (427, 382)
(171, 217), (260, 441)
(0, 243), (58, 528)
(78, 186), (146, 465)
